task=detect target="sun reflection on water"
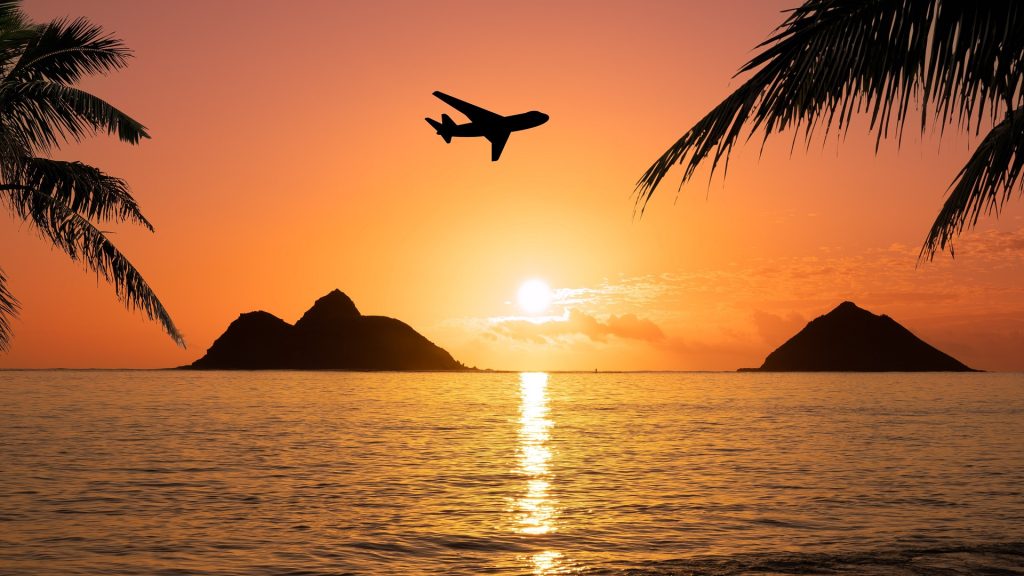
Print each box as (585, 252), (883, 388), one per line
(531, 550), (565, 574)
(517, 372), (556, 536)
(516, 372), (569, 574)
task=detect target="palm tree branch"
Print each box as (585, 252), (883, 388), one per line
(634, 71), (769, 214)
(636, 0), (1024, 231)
(1, 187), (184, 347)
(6, 16), (132, 84)
(0, 268), (18, 352)
(3, 157), (153, 230)
(921, 106), (1024, 260)
(0, 79), (149, 149)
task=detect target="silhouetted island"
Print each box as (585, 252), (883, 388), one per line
(739, 301), (975, 372)
(184, 290), (467, 370)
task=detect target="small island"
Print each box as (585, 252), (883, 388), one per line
(184, 289), (467, 370)
(740, 301), (976, 372)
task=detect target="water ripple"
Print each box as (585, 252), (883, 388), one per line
(0, 370), (1022, 574)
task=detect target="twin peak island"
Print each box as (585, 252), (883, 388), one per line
(187, 290), (464, 370)
(185, 290), (974, 372)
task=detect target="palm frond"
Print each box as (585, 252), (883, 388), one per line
(0, 79), (148, 149)
(635, 0), (1024, 254)
(4, 157), (153, 230)
(1, 187), (184, 347)
(921, 107), (1024, 260)
(0, 3), (36, 76)
(0, 0), (29, 40)
(6, 16), (132, 84)
(635, 80), (762, 217)
(0, 268), (18, 352)
(0, 2), (178, 351)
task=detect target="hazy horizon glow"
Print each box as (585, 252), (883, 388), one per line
(2, 0), (1023, 370)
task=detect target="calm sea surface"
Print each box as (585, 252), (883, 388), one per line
(1, 370), (1022, 575)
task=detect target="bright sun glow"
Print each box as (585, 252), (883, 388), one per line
(517, 279), (552, 314)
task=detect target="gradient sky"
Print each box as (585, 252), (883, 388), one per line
(2, 0), (1023, 371)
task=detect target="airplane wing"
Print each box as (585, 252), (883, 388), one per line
(433, 91), (502, 123)
(486, 131), (510, 161)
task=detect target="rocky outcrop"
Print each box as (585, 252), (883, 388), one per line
(185, 289), (465, 370)
(742, 301), (975, 372)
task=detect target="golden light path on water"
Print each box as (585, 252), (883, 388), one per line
(516, 372), (565, 574)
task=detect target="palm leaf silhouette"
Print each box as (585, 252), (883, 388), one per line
(635, 0), (1024, 261)
(1, 185), (183, 347)
(0, 0), (182, 350)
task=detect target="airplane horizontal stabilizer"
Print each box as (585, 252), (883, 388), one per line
(425, 116), (453, 143)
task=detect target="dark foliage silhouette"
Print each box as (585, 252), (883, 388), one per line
(426, 91), (548, 161)
(0, 0), (182, 350)
(635, 0), (1024, 260)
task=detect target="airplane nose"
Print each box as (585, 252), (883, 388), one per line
(538, 112), (550, 124)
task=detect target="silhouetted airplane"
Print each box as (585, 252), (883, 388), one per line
(425, 91), (548, 161)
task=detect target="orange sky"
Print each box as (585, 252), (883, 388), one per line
(2, 0), (1023, 371)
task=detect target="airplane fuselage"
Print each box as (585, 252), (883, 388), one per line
(447, 111), (548, 138)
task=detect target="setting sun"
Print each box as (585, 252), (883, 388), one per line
(517, 279), (552, 315)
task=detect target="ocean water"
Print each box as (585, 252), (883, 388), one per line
(0, 370), (1022, 575)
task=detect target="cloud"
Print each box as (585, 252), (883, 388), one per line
(547, 275), (676, 313)
(490, 309), (665, 344)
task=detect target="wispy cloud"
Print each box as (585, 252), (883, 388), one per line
(491, 309), (665, 344)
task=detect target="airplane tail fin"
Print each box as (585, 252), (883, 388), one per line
(425, 114), (455, 143)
